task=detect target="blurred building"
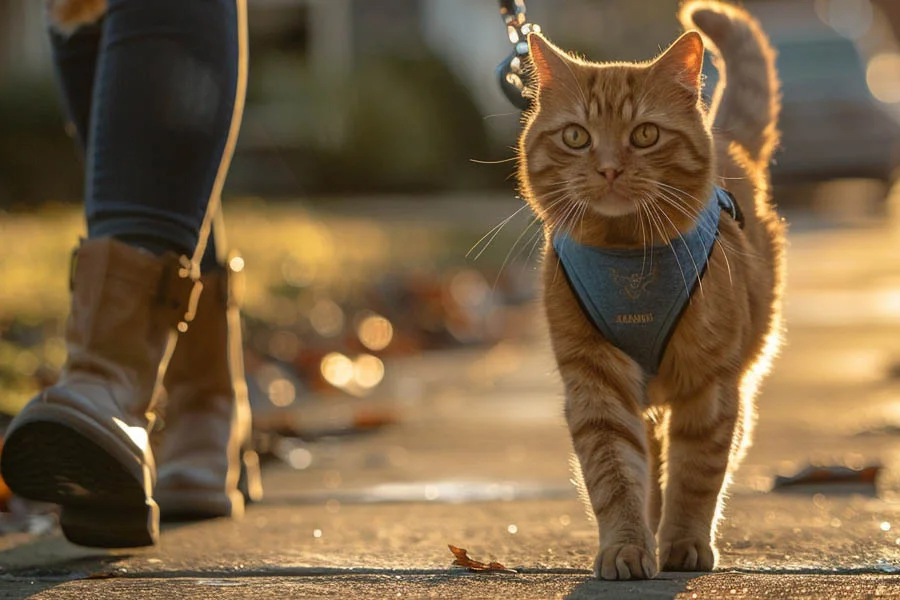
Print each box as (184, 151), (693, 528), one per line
(0, 0), (53, 81)
(3, 0), (900, 202)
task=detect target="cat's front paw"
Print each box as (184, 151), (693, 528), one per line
(593, 543), (659, 580)
(659, 538), (716, 572)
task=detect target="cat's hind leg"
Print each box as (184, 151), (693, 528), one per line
(657, 377), (740, 572)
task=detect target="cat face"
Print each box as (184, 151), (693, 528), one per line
(520, 32), (714, 239)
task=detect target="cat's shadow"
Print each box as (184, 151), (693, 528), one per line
(563, 572), (700, 600)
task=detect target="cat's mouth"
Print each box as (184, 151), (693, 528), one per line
(592, 190), (638, 218)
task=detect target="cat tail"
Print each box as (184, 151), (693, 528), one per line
(47, 0), (108, 35)
(678, 1), (781, 165)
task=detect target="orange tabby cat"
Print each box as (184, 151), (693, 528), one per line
(518, 1), (784, 579)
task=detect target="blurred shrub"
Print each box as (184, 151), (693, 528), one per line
(231, 50), (496, 197)
(0, 78), (83, 207)
(335, 54), (493, 193)
(0, 48), (495, 205)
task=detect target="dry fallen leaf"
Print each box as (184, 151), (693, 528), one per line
(0, 439), (11, 512)
(772, 464), (880, 492)
(448, 544), (517, 574)
(82, 572), (118, 580)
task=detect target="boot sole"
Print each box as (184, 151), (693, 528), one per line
(1, 404), (158, 548)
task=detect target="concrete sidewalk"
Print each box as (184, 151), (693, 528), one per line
(3, 224), (900, 598)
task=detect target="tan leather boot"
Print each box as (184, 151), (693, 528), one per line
(155, 253), (262, 520)
(0, 238), (198, 548)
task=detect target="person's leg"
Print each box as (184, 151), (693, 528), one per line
(1, 0), (247, 548)
(49, 0), (248, 518)
(49, 6), (232, 264)
(49, 21), (224, 268)
(86, 0), (244, 259)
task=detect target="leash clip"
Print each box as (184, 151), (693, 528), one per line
(496, 0), (539, 111)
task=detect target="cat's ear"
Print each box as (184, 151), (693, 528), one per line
(528, 33), (576, 92)
(651, 31), (704, 92)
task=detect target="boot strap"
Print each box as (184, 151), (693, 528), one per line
(159, 254), (203, 331)
(67, 240), (201, 330)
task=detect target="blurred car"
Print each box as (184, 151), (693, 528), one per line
(701, 0), (900, 187)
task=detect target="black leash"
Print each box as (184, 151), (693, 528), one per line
(495, 0), (539, 111)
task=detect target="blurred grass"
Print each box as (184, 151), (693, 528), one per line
(0, 196), (540, 415)
(0, 199), (500, 321)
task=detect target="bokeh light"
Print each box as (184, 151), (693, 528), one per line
(309, 299), (345, 337)
(354, 354), (385, 389)
(229, 255), (245, 272)
(320, 352), (354, 387)
(816, 0), (874, 40)
(449, 269), (490, 308)
(867, 53), (900, 104)
(267, 378), (296, 407)
(268, 330), (301, 362)
(287, 447), (312, 470)
(357, 313), (394, 351)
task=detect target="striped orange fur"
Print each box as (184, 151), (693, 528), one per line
(46, 0), (108, 34)
(518, 1), (785, 580)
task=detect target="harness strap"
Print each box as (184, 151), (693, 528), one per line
(553, 186), (743, 375)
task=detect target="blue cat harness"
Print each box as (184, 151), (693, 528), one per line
(552, 187), (743, 375)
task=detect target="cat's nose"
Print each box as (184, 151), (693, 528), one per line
(599, 168), (624, 183)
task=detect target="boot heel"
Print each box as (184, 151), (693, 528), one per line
(0, 407), (159, 548)
(238, 449), (263, 504)
(61, 500), (159, 548)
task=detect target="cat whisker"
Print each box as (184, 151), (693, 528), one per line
(652, 189), (712, 235)
(523, 225), (545, 267)
(577, 194), (590, 241)
(652, 197), (706, 296)
(512, 218), (547, 269)
(490, 194), (572, 287)
(469, 157), (518, 165)
(646, 201), (695, 298)
(467, 201), (531, 260)
(549, 195), (586, 285)
(642, 178), (706, 206)
(652, 187), (758, 263)
(482, 112), (520, 120)
(651, 189), (735, 281)
(654, 191), (736, 286)
(469, 189), (573, 261)
(494, 214), (544, 290)
(635, 198), (651, 278)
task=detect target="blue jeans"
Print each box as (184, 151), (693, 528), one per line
(50, 0), (247, 270)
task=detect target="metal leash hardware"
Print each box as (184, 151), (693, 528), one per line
(496, 0), (540, 111)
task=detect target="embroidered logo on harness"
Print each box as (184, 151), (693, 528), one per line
(610, 266), (656, 301)
(616, 313), (655, 324)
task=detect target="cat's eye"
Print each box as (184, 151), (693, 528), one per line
(562, 125), (591, 150)
(630, 123), (660, 148)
